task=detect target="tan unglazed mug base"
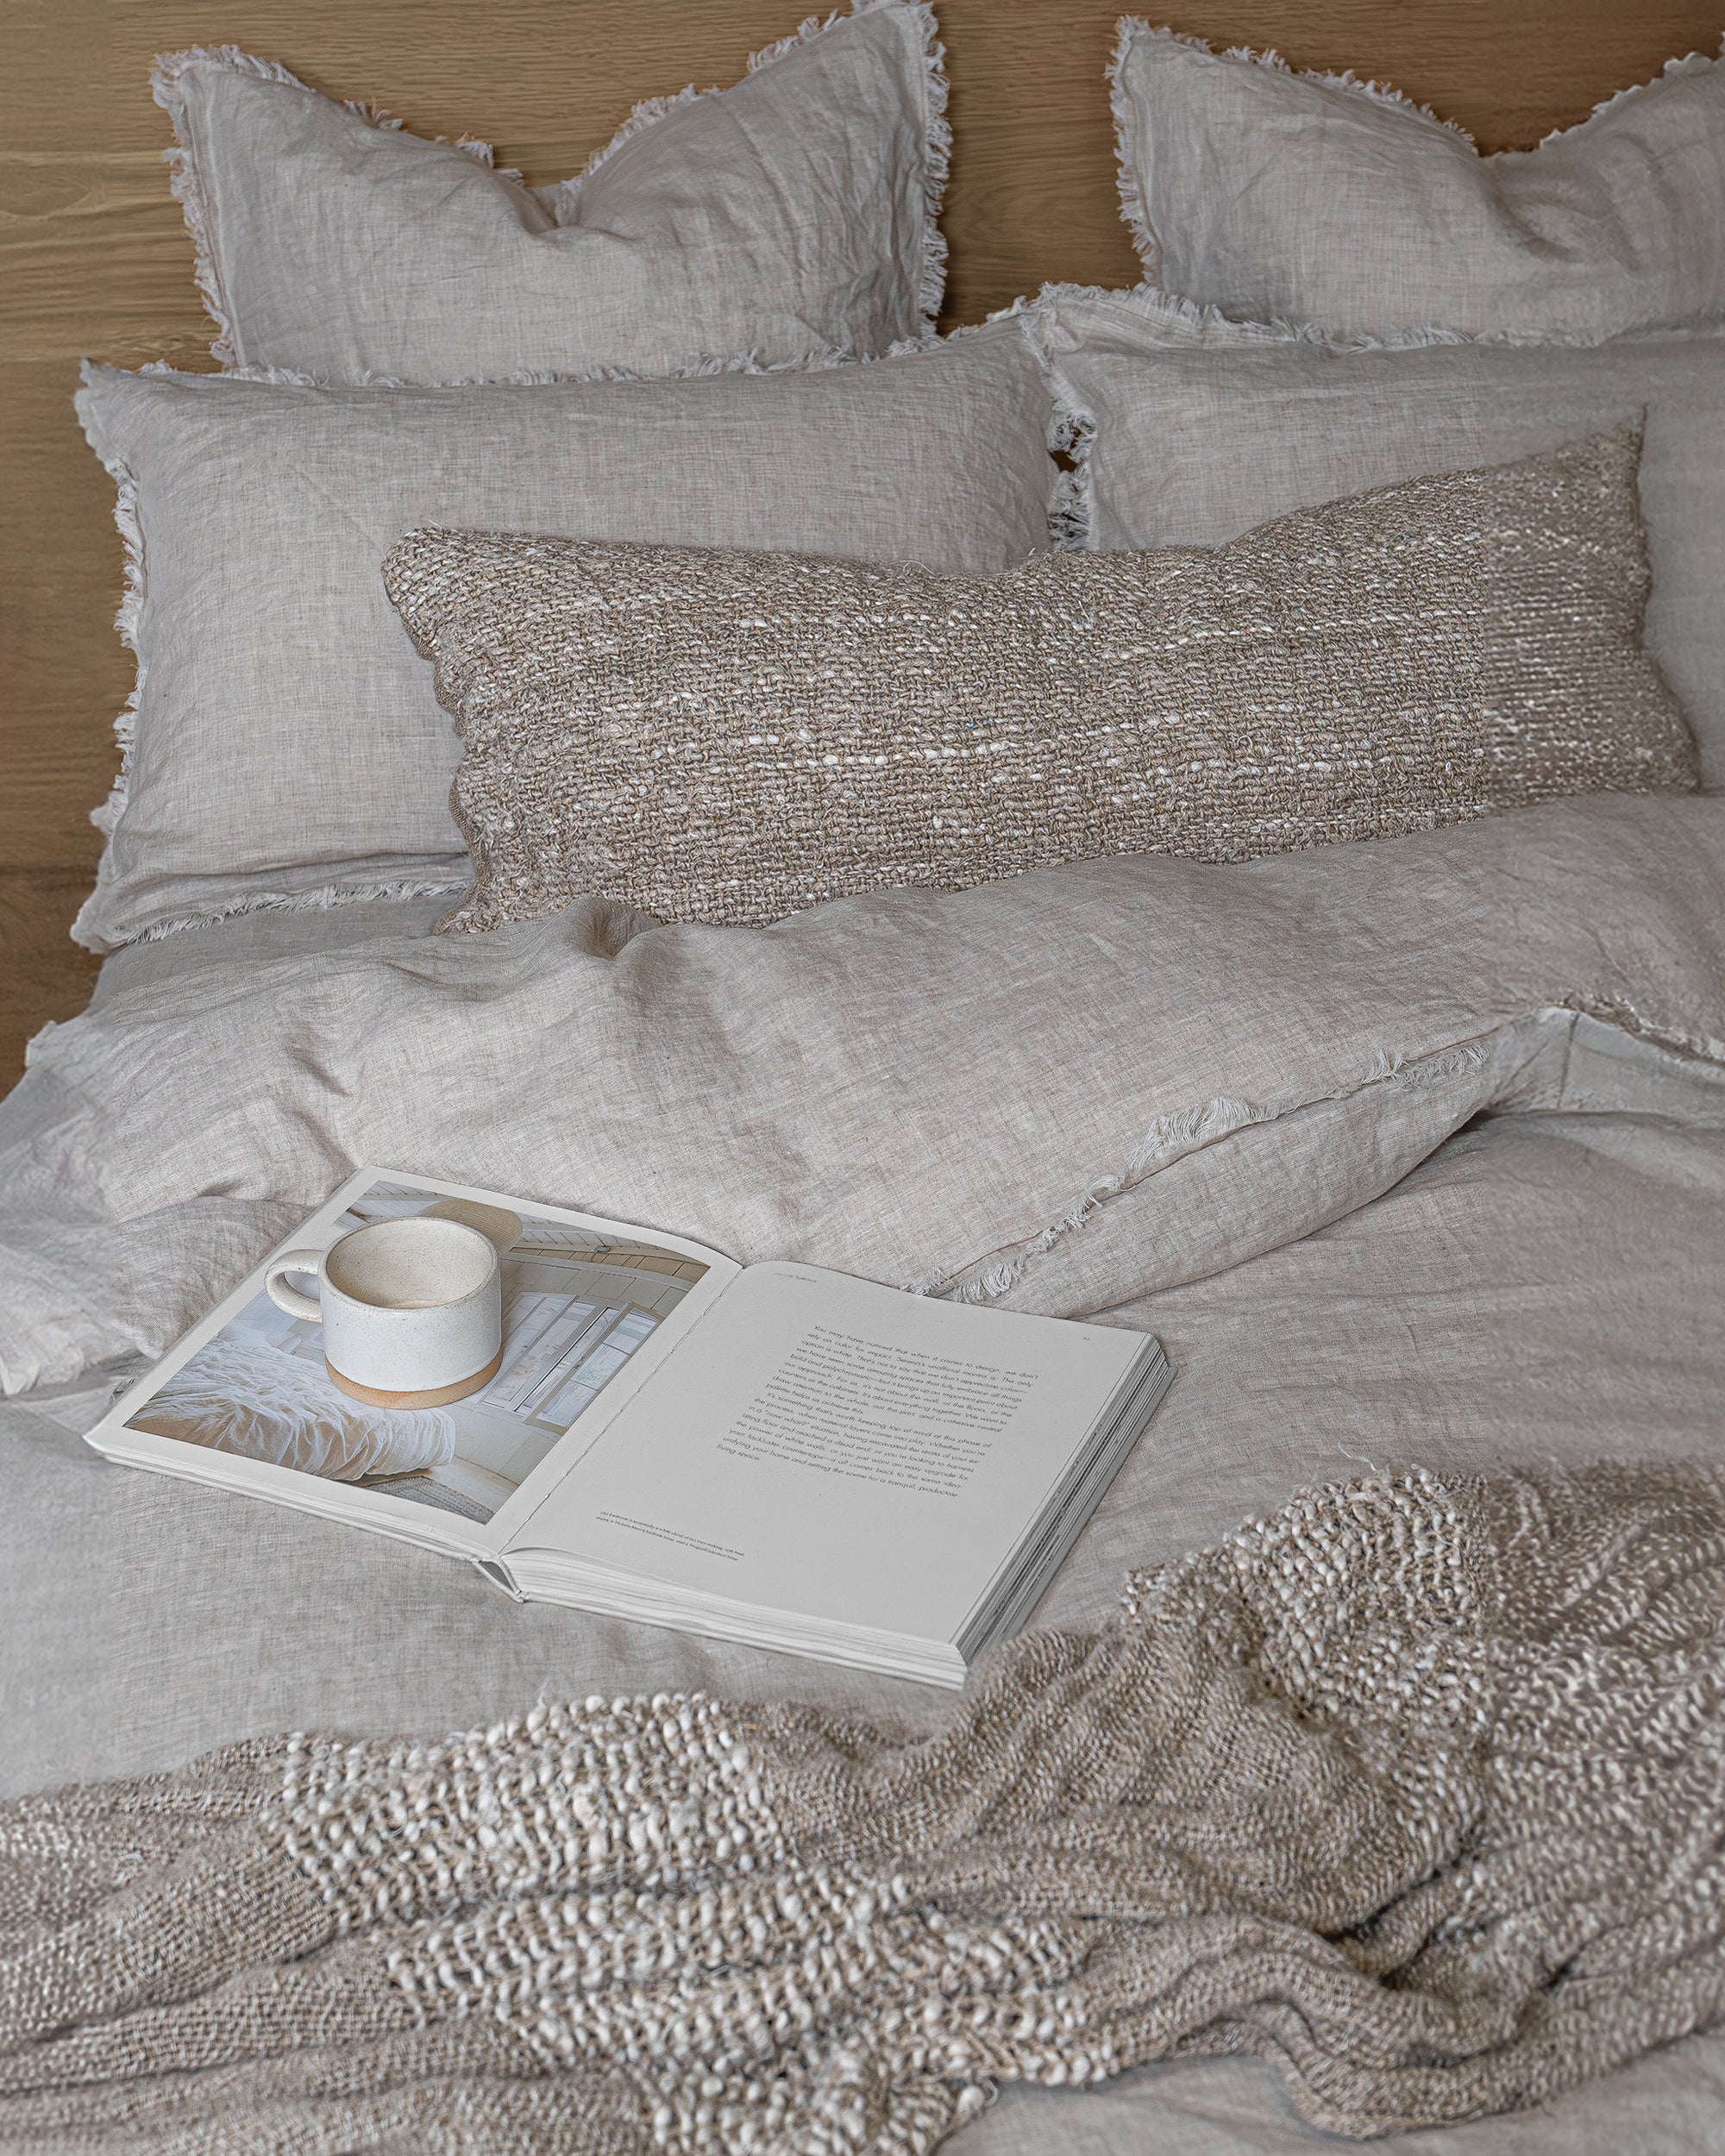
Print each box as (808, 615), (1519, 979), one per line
(326, 1343), (504, 1410)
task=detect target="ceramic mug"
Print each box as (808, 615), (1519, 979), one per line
(265, 1216), (503, 1407)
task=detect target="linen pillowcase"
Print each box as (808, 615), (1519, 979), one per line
(1110, 22), (1725, 340)
(383, 432), (1695, 934)
(1028, 284), (1725, 787)
(155, 0), (948, 380)
(74, 322), (1057, 950)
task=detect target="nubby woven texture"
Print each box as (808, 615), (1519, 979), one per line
(386, 428), (1696, 932)
(4, 1460), (1725, 2151)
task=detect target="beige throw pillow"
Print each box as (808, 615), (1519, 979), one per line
(1111, 22), (1725, 340)
(155, 2), (948, 380)
(385, 430), (1696, 934)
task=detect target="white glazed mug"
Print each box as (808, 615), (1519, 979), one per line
(265, 1216), (503, 1406)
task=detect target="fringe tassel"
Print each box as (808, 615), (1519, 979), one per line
(1047, 463), (1089, 552)
(913, 1037), (1491, 1303)
(1108, 21), (1471, 278)
(1110, 16), (1725, 230)
(128, 330), (977, 394)
(72, 366), (147, 853)
(1113, 20), (1467, 163)
(1023, 278), (1498, 350)
(982, 295), (1093, 548)
(1539, 36), (1722, 148)
(887, 0), (953, 334)
(119, 877), (472, 947)
(1107, 22), (1164, 280)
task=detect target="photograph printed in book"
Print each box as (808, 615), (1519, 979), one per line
(126, 1179), (709, 1524)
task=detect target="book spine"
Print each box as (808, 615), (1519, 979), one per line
(472, 1553), (527, 1602)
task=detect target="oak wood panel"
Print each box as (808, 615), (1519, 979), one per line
(0, 874), (104, 1087)
(0, 364), (133, 859)
(3, 1), (1723, 1093)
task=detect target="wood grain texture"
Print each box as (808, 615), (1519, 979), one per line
(3, 1), (1723, 1091)
(0, 874), (104, 1087)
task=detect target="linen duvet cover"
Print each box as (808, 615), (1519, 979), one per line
(4, 792), (1725, 2148)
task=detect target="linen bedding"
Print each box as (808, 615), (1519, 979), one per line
(5, 796), (1725, 2146)
(8, 1111), (1725, 2151)
(74, 321), (1057, 950)
(1107, 22), (1725, 341)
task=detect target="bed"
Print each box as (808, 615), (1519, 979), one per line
(4, 3), (1725, 2149)
(8, 808), (1725, 2145)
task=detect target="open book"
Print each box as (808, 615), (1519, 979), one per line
(87, 1169), (1172, 1686)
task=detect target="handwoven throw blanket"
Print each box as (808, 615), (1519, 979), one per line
(3, 1460), (1723, 2153)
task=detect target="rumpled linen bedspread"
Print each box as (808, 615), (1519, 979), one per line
(3, 1459), (1724, 2153)
(3, 792), (1725, 1395)
(6, 793), (1725, 2148)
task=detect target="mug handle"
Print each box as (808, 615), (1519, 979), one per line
(265, 1250), (325, 1324)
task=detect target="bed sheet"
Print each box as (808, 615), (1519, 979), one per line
(9, 808), (1725, 2144)
(85, 892), (452, 1005)
(11, 794), (1725, 1407)
(11, 1084), (1723, 1792)
(7, 1090), (1722, 2148)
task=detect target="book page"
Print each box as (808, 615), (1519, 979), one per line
(718, 1326), (1037, 1498)
(86, 1166), (738, 1554)
(505, 1263), (1145, 1644)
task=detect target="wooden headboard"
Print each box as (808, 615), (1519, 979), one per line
(4, 1), (1722, 1085)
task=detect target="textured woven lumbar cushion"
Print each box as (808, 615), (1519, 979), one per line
(154, 3), (950, 380)
(72, 322), (1053, 950)
(386, 429), (1696, 933)
(1026, 283), (1725, 787)
(1110, 23), (1725, 341)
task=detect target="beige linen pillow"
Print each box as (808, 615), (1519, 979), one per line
(384, 431), (1695, 934)
(156, 1), (948, 380)
(1111, 22), (1725, 339)
(74, 322), (1057, 950)
(1028, 284), (1725, 787)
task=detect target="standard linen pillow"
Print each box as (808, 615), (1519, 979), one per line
(383, 432), (1695, 933)
(156, 1), (948, 379)
(1029, 284), (1725, 787)
(1111, 22), (1725, 339)
(74, 322), (1056, 950)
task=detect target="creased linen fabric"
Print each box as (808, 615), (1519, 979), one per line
(9, 1035), (1725, 1792)
(1110, 22), (1725, 340)
(3, 791), (1725, 1401)
(156, 1), (950, 379)
(10, 912), (1725, 2147)
(4, 1461), (1724, 2151)
(1028, 285), (1725, 786)
(384, 431), (1694, 931)
(72, 323), (1054, 950)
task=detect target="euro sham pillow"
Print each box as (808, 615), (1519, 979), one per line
(156, 0), (948, 380)
(1030, 284), (1725, 787)
(384, 431), (1695, 934)
(1111, 22), (1725, 339)
(73, 322), (1056, 950)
